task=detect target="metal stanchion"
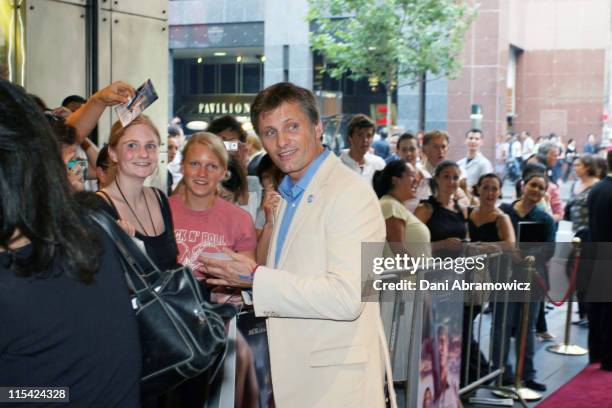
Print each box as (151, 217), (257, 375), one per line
(547, 238), (588, 356)
(460, 252), (527, 407)
(493, 256), (542, 401)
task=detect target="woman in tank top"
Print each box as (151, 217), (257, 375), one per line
(96, 115), (178, 270)
(469, 173), (515, 244)
(414, 160), (467, 244)
(470, 173), (516, 385)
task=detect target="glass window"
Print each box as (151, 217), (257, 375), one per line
(355, 77), (375, 95)
(242, 63), (261, 93)
(172, 59), (182, 94)
(220, 64), (237, 93)
(201, 64), (216, 94)
(344, 74), (354, 95)
(189, 64), (199, 94)
(322, 73), (340, 92)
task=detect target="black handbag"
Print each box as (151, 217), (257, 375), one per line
(90, 211), (234, 398)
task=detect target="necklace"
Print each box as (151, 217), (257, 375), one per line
(115, 180), (158, 236)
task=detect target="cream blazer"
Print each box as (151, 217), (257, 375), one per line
(253, 153), (389, 407)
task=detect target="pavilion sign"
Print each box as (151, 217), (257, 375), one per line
(198, 102), (251, 115)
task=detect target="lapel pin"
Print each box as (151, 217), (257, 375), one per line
(307, 194), (314, 203)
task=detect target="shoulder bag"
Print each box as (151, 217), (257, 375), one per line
(90, 211), (234, 398)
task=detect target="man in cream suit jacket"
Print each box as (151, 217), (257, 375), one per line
(202, 82), (392, 407)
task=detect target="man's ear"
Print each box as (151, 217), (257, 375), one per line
(313, 121), (328, 146)
(315, 121), (323, 140)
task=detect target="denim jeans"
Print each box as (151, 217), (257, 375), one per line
(490, 300), (541, 382)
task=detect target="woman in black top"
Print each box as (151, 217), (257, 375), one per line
(415, 160), (467, 243)
(97, 115), (179, 270)
(469, 173), (515, 244)
(0, 79), (140, 407)
(469, 174), (518, 385)
(415, 161), (476, 386)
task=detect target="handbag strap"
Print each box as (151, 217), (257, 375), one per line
(90, 211), (161, 299)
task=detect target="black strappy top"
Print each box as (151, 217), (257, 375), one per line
(468, 208), (501, 242)
(97, 188), (179, 270)
(422, 196), (467, 242)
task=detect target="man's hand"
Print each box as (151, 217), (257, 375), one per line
(262, 185), (281, 225)
(199, 247), (257, 288)
(92, 81), (135, 106)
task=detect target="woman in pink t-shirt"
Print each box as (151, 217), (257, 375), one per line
(169, 132), (257, 279)
(169, 132), (259, 406)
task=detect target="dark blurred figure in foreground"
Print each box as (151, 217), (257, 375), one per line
(587, 150), (612, 371)
(0, 79), (141, 406)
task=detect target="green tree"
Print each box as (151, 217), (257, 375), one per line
(308, 0), (477, 130)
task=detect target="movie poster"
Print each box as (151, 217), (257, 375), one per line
(206, 310), (274, 408)
(416, 271), (463, 408)
(236, 311), (274, 408)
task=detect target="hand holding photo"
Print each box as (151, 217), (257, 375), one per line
(114, 79), (158, 127)
(199, 247), (257, 288)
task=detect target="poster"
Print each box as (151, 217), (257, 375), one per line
(416, 271), (463, 408)
(114, 79), (158, 127)
(236, 310), (274, 408)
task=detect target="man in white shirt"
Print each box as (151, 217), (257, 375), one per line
(421, 129), (469, 206)
(520, 130), (535, 160)
(457, 129), (494, 189)
(340, 114), (385, 183)
(509, 133), (522, 161)
(420, 129), (450, 174)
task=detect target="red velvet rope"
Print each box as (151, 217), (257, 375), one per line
(531, 249), (581, 307)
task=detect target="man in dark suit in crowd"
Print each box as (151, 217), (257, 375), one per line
(587, 150), (612, 371)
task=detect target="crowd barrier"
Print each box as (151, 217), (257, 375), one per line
(203, 241), (587, 407)
(379, 252), (535, 407)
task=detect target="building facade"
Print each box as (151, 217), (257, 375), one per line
(170, 0), (611, 160)
(1, 0), (170, 188)
(168, 0), (394, 131)
(399, 0), (612, 160)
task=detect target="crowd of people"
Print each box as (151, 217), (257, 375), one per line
(495, 130), (607, 185)
(349, 116), (612, 395)
(1, 76), (611, 407)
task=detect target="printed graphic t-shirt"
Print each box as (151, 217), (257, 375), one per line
(169, 195), (257, 277)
